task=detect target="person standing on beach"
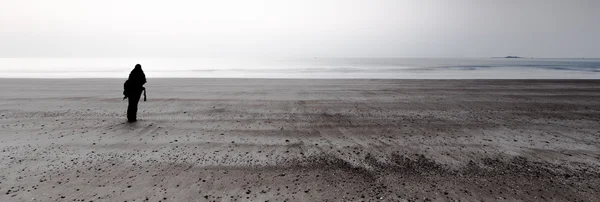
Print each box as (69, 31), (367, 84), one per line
(123, 64), (146, 122)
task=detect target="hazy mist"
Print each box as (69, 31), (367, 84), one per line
(1, 0), (599, 58)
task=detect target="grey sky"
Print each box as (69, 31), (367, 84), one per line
(1, 0), (599, 58)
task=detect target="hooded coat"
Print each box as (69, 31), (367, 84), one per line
(124, 65), (146, 98)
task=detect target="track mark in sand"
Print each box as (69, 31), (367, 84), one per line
(136, 123), (160, 135)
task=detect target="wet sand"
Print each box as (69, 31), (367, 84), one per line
(1, 79), (599, 201)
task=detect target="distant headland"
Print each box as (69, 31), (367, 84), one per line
(491, 56), (523, 59)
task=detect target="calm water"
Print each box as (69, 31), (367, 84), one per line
(1, 58), (599, 79)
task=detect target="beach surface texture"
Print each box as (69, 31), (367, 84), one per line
(1, 79), (599, 201)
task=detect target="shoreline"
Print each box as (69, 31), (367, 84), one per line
(1, 77), (600, 80)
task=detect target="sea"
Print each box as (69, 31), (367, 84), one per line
(0, 57), (599, 79)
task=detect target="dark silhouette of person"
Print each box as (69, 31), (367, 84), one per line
(123, 64), (146, 122)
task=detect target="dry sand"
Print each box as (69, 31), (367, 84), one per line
(1, 79), (599, 201)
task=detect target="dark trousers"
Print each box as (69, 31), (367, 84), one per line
(127, 90), (143, 122)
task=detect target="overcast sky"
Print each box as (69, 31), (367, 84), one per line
(1, 0), (599, 58)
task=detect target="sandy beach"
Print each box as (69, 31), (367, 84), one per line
(1, 79), (599, 201)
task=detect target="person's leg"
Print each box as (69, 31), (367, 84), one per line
(127, 98), (136, 122)
(127, 90), (142, 122)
